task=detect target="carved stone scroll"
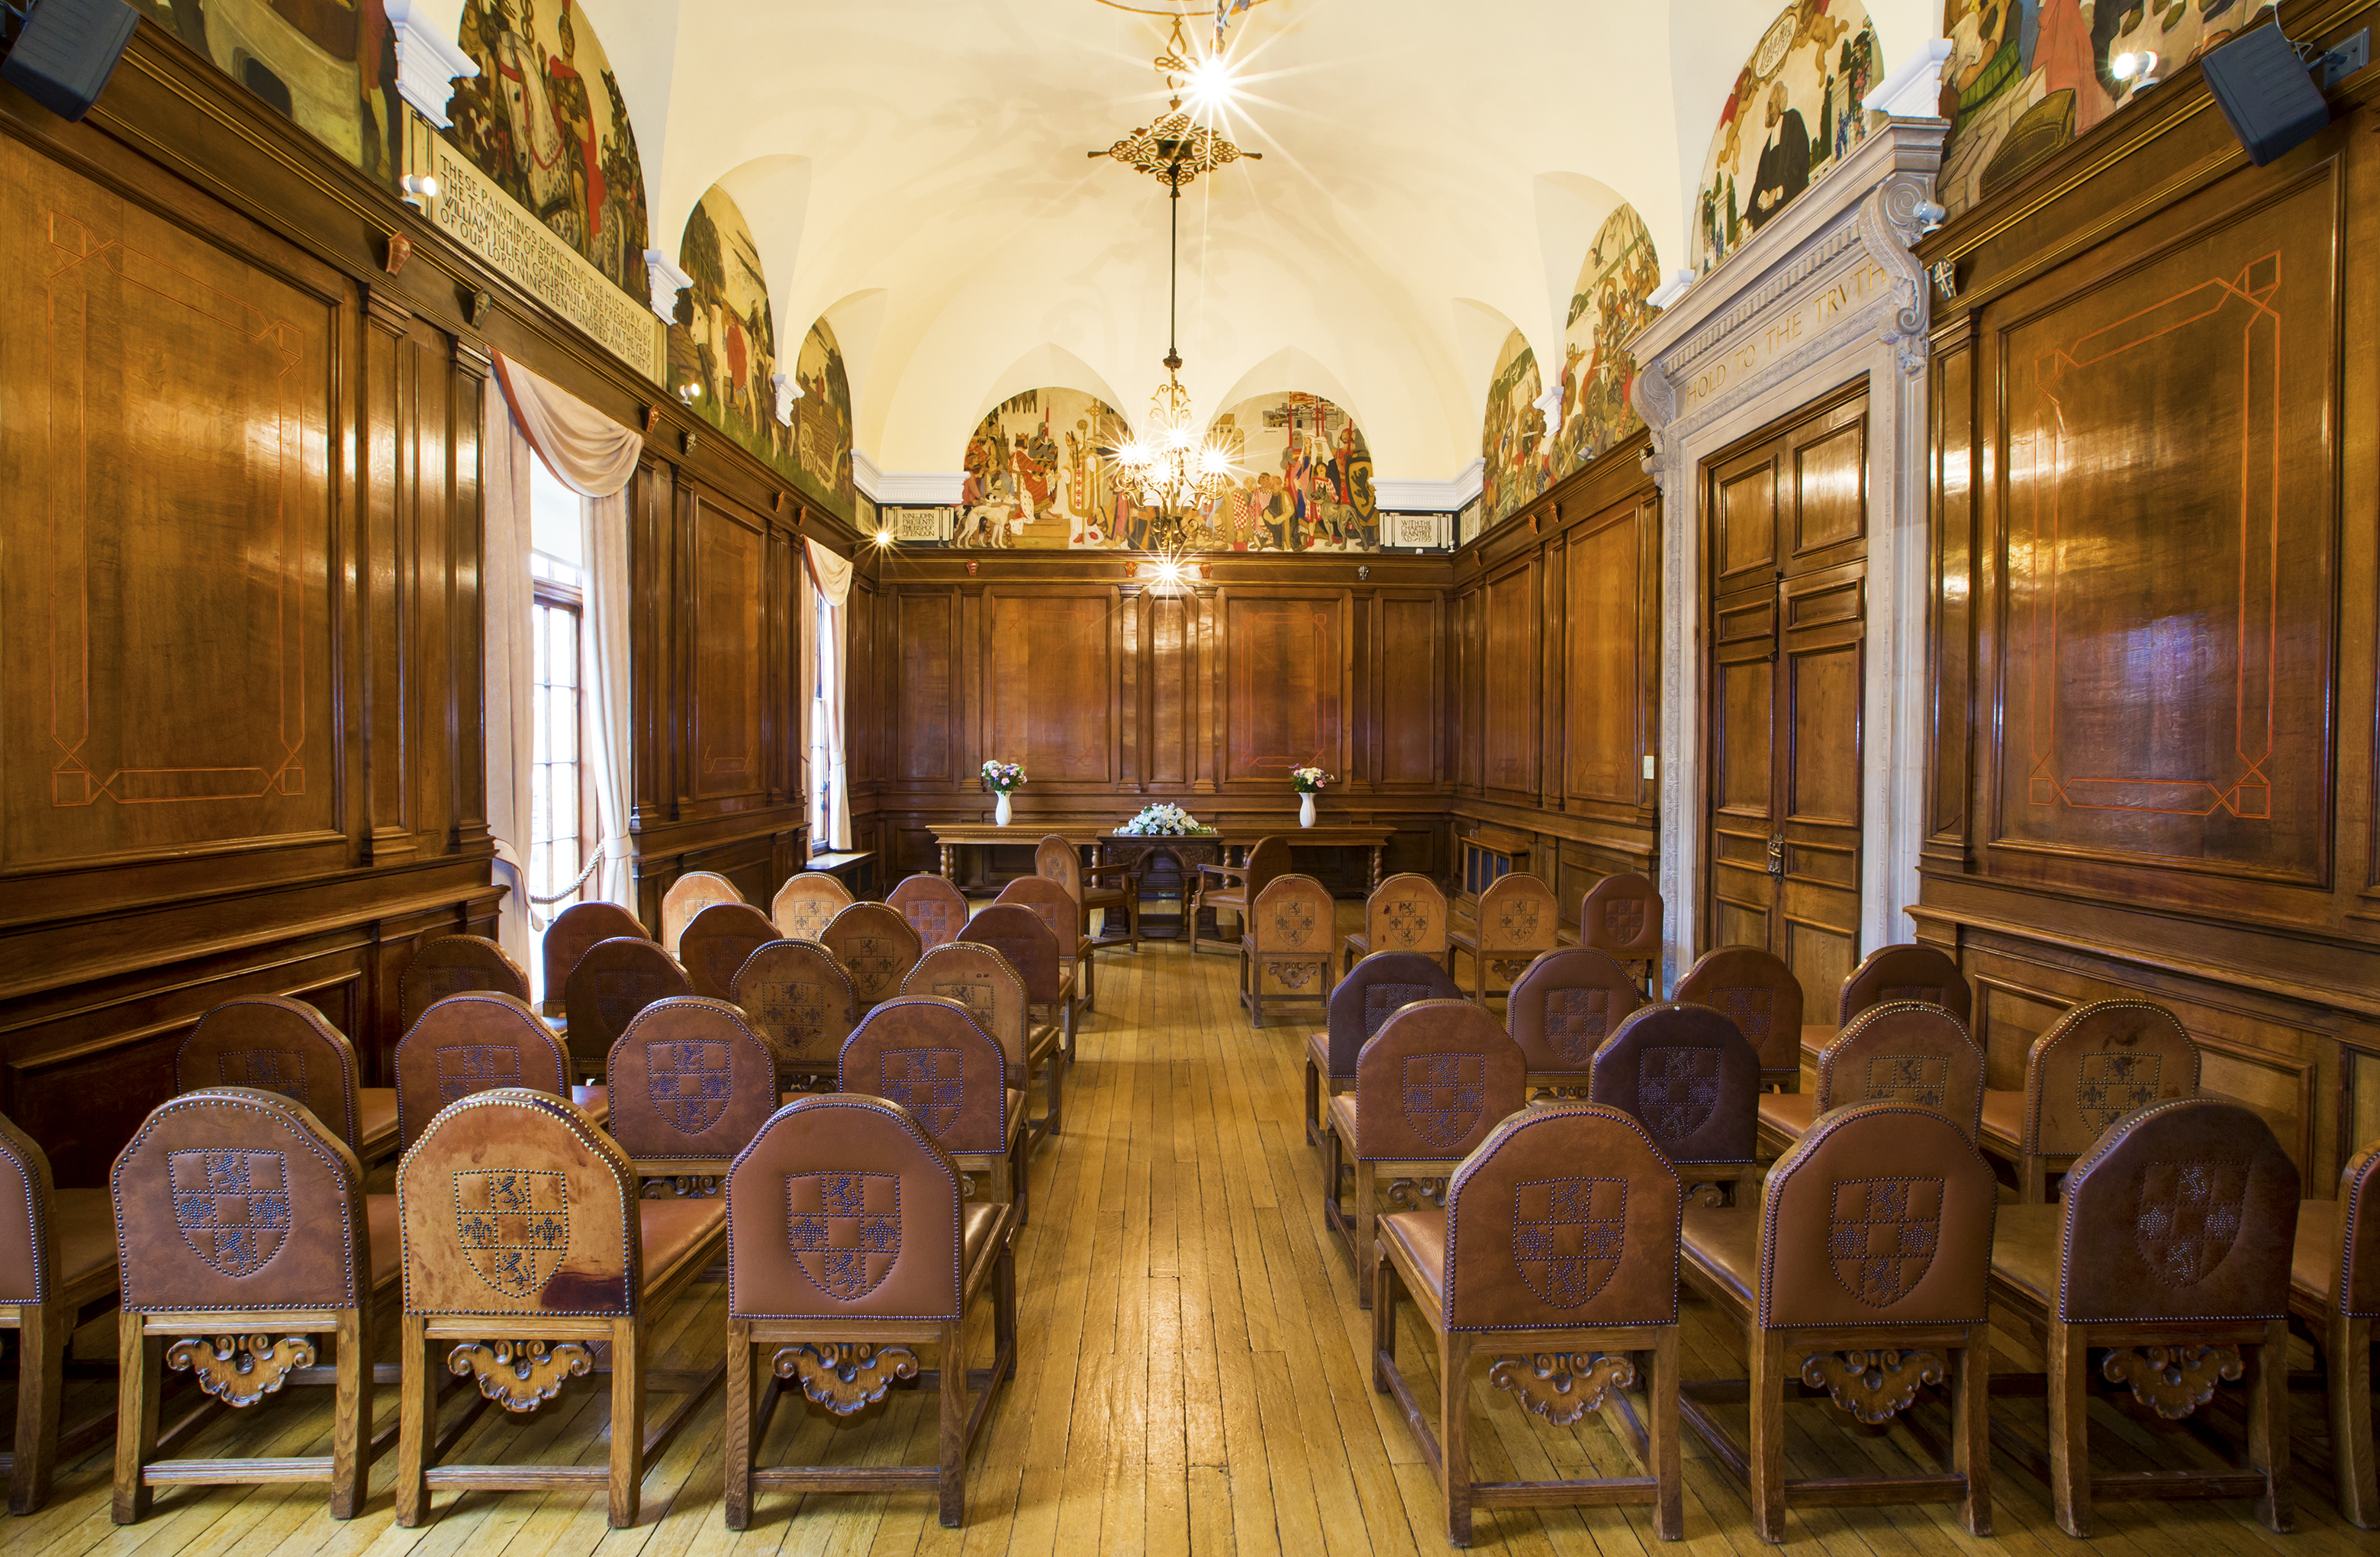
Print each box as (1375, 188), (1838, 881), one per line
(772, 1343), (920, 1416)
(1488, 1351), (1636, 1426)
(1798, 1348), (1947, 1424)
(446, 1338), (595, 1412)
(2100, 1343), (2243, 1419)
(166, 1333), (316, 1407)
(1384, 1176), (1449, 1210)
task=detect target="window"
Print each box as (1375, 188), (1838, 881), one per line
(810, 582), (833, 853)
(529, 463), (592, 946)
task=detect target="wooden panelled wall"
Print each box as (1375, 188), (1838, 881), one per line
(1915, 0), (2380, 1190)
(0, 23), (823, 1182)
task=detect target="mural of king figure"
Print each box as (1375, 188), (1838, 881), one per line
(1199, 392), (1377, 553)
(1692, 1), (1882, 275)
(956, 388), (1132, 549)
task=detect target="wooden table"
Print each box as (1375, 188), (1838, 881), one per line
(1236, 825), (1395, 891)
(929, 824), (1111, 883)
(930, 820), (1397, 895)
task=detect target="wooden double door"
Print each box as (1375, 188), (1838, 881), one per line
(1703, 387), (1870, 1014)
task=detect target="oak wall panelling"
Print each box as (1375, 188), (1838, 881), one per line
(1914, 0), (2380, 1189)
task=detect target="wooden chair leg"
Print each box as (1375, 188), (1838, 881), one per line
(2331, 1314), (2377, 1528)
(607, 1317), (644, 1527)
(997, 1243), (1019, 1381)
(1354, 1168), (1378, 1311)
(1249, 962), (1264, 1030)
(1748, 1325), (1786, 1542)
(938, 1318), (967, 1526)
(1441, 1332), (1474, 1546)
(1648, 1328), (1682, 1539)
(1953, 1333), (1992, 1536)
(1012, 1130), (1030, 1227)
(2021, 1156), (2048, 1205)
(2047, 1320), (2091, 1538)
(1045, 1051), (1064, 1139)
(2249, 1318), (2293, 1533)
(724, 1318), (754, 1530)
(108, 1313), (158, 1524)
(1370, 1249), (1397, 1393)
(330, 1307), (370, 1519)
(1303, 1058), (1322, 1149)
(13, 1301), (63, 1517)
(395, 1314), (432, 1526)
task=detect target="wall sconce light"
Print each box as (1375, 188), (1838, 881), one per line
(677, 381), (702, 405)
(398, 172), (440, 208)
(2111, 50), (2161, 89)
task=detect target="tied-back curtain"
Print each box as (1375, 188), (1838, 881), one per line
(482, 393), (539, 971)
(805, 537), (855, 851)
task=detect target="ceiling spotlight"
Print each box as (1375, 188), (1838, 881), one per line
(2111, 50), (2160, 87)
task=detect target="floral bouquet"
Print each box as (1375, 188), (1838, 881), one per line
(981, 759), (1027, 794)
(1116, 802), (1215, 837)
(1291, 766), (1332, 794)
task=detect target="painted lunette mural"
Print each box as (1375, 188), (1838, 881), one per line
(1196, 392), (1377, 553)
(1693, 1), (1882, 275)
(130, 0), (403, 182)
(1938, 0), (2274, 218)
(1480, 330), (1545, 530)
(1551, 204), (1660, 477)
(957, 388), (1133, 549)
(791, 319), (856, 518)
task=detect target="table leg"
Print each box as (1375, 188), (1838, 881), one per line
(940, 843), (955, 882)
(1369, 844), (1383, 892)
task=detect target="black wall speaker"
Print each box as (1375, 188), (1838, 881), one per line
(2, 0), (139, 123)
(2201, 23), (2330, 166)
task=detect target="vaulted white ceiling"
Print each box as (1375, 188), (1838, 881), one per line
(435, 0), (1939, 479)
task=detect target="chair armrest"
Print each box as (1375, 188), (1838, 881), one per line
(1082, 861), (1137, 886)
(1195, 863), (1248, 888)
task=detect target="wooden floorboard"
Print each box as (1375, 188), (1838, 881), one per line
(16, 910), (2374, 1553)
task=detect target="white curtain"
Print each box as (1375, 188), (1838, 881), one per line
(482, 392), (538, 971)
(583, 492), (634, 910)
(805, 537), (855, 851)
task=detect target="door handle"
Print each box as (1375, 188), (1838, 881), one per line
(1766, 836), (1786, 878)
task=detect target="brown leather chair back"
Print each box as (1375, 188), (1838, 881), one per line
(1813, 1002), (1986, 1140)
(111, 1088), (365, 1311)
(2024, 998), (2201, 1157)
(1578, 872), (1661, 961)
(1034, 836), (1084, 903)
(992, 874), (1077, 950)
(1672, 946), (1805, 1075)
(177, 997), (362, 1151)
(1352, 999), (1528, 1161)
(1475, 872), (1560, 955)
(1508, 949), (1644, 1071)
(395, 991), (571, 1150)
(2333, 1139), (2380, 1319)
(1240, 835), (1293, 899)
(961, 904), (1064, 1007)
(819, 903), (924, 1007)
(839, 998), (1010, 1155)
(0, 1112), (57, 1304)
(398, 1089), (639, 1317)
(2055, 1096), (2298, 1324)
(729, 940), (858, 1074)
(726, 1094), (966, 1320)
(564, 935), (694, 1062)
(887, 873), (969, 952)
(1323, 952), (1462, 1080)
(662, 870), (744, 956)
(400, 934), (529, 1035)
(771, 872), (855, 942)
(903, 943), (1032, 1075)
(1441, 1101), (1681, 1331)
(1248, 873), (1336, 956)
(1839, 943), (1969, 1026)
(1757, 1100), (1998, 1327)
(541, 901), (646, 1014)
(1589, 1003), (1760, 1165)
(604, 998), (779, 1165)
(679, 901), (781, 1001)
(1361, 873), (1448, 958)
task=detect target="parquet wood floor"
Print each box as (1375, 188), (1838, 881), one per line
(11, 917), (2372, 1555)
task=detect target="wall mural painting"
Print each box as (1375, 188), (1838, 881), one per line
(129, 1), (403, 182)
(1692, 1), (1883, 275)
(957, 388), (1132, 549)
(1939, 1), (2272, 218)
(668, 186), (798, 486)
(791, 320), (856, 520)
(1550, 203), (1661, 480)
(1480, 329), (1546, 530)
(1198, 392), (1378, 553)
(444, 0), (650, 302)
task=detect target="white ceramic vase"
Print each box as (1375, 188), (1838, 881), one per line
(1299, 791), (1316, 828)
(996, 791), (1013, 827)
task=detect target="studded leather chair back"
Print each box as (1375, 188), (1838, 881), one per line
(662, 871), (744, 956)
(902, 943), (1032, 1076)
(2023, 999), (2201, 1159)
(819, 903), (924, 1007)
(992, 874), (1077, 949)
(839, 998), (1010, 1156)
(960, 904), (1064, 1007)
(1324, 952), (1462, 1080)
(1588, 1003), (1760, 1165)
(564, 936), (693, 1065)
(1360, 873), (1448, 958)
(729, 940), (857, 1075)
(1508, 949), (1643, 1072)
(1473, 872), (1559, 956)
(0, 1112), (57, 1304)
(112, 1088), (365, 1311)
(1248, 873), (1335, 956)
(1672, 946), (1805, 1075)
(1240, 835), (1293, 900)
(1352, 999), (1528, 1162)
(726, 1094), (967, 1320)
(604, 998), (779, 1166)
(177, 997), (362, 1151)
(1441, 1101), (1681, 1331)
(540, 902), (645, 1013)
(1033, 836), (1084, 902)
(1578, 873), (1661, 962)
(679, 902), (781, 1001)
(771, 872), (855, 942)
(1813, 1003), (1986, 1140)
(887, 874), (969, 952)
(1839, 943), (1969, 1026)
(400, 934), (530, 1035)
(399, 1089), (639, 1317)
(2054, 1096), (2298, 1323)
(395, 991), (571, 1150)
(2333, 1139), (2380, 1319)
(1757, 1100), (1998, 1327)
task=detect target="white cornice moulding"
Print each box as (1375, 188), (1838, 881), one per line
(1374, 459), (1483, 513)
(873, 470), (965, 504)
(384, 1), (478, 128)
(1864, 40), (1953, 118)
(642, 251), (692, 324)
(851, 449), (882, 500)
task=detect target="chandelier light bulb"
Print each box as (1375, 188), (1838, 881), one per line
(1184, 53), (1238, 111)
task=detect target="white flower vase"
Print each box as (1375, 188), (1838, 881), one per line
(1299, 791), (1316, 829)
(996, 791), (1013, 827)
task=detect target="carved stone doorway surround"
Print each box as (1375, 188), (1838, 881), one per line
(1628, 118), (1945, 988)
